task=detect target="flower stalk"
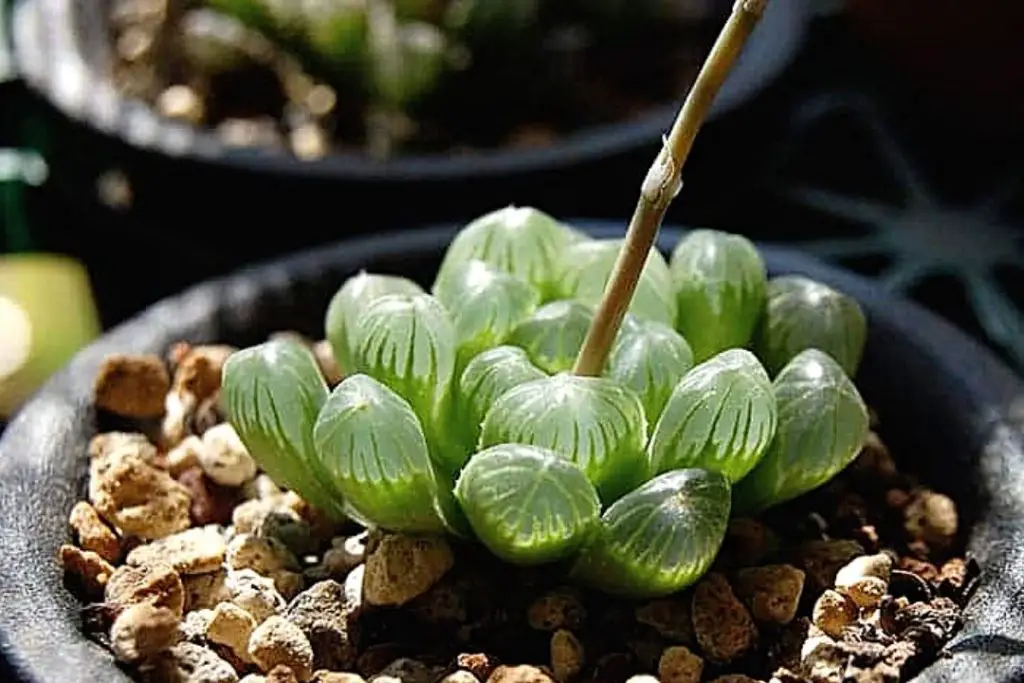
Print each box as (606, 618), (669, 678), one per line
(573, 0), (771, 377)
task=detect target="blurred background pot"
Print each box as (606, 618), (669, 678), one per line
(1, 222), (1024, 681)
(4, 0), (810, 310)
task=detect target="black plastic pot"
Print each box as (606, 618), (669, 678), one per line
(4, 1), (810, 290)
(1, 222), (1023, 682)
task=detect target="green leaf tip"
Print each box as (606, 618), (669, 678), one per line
(571, 468), (731, 599)
(507, 299), (595, 375)
(559, 238), (677, 326)
(455, 443), (601, 565)
(607, 317), (694, 429)
(456, 345), (547, 449)
(221, 338), (345, 518)
(312, 373), (457, 534)
(754, 275), (867, 377)
(669, 229), (767, 362)
(647, 348), (777, 483)
(325, 271), (425, 374)
(434, 205), (579, 300)
(479, 373), (648, 504)
(732, 348), (870, 514)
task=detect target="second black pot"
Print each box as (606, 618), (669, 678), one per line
(1, 221), (1023, 682)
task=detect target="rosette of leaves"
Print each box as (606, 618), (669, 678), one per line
(669, 229), (767, 362)
(558, 238), (677, 326)
(754, 276), (867, 377)
(733, 348), (870, 513)
(647, 349), (777, 483)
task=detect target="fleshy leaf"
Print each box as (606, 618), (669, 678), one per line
(222, 339), (344, 518)
(479, 374), (647, 503)
(454, 443), (601, 565)
(456, 345), (547, 451)
(349, 293), (456, 461)
(325, 272), (424, 374)
(647, 349), (777, 482)
(733, 349), (870, 514)
(559, 238), (677, 325)
(570, 469), (731, 598)
(753, 276), (867, 377)
(433, 206), (578, 300)
(506, 300), (594, 374)
(607, 318), (694, 429)
(669, 229), (767, 362)
(312, 374), (455, 534)
(433, 259), (541, 369)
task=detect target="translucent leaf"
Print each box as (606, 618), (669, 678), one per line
(312, 374), (455, 534)
(559, 238), (677, 325)
(433, 206), (578, 300)
(753, 276), (867, 377)
(733, 349), (870, 514)
(454, 443), (601, 565)
(222, 339), (345, 518)
(325, 272), (424, 374)
(350, 292), (455, 438)
(570, 469), (731, 598)
(456, 345), (547, 451)
(647, 349), (777, 483)
(479, 374), (647, 503)
(433, 259), (541, 369)
(669, 229), (767, 362)
(506, 300), (594, 374)
(606, 318), (694, 429)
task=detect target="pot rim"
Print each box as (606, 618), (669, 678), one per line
(1, 220), (1023, 683)
(7, 0), (810, 181)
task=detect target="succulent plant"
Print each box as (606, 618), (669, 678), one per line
(222, 200), (872, 600)
(754, 275), (867, 377)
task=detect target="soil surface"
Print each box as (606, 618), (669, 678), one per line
(59, 336), (972, 683)
(107, 0), (716, 160)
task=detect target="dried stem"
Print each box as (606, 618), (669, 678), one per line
(572, 0), (770, 377)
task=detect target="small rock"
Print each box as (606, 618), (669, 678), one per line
(528, 590), (586, 631)
(691, 573), (758, 664)
(835, 554), (893, 590)
(904, 490), (958, 548)
(240, 676), (268, 683)
(362, 534), (454, 607)
(267, 665), (301, 683)
(370, 658), (433, 683)
(657, 646), (703, 683)
(110, 602), (181, 663)
(324, 535), (367, 576)
(181, 609), (214, 643)
(898, 557), (938, 582)
(456, 653), (499, 680)
(812, 590), (858, 639)
(147, 642), (239, 682)
(89, 432), (156, 461)
(168, 436), (205, 475)
(708, 675), (763, 683)
(841, 576), (887, 609)
(127, 524), (227, 575)
(201, 423), (258, 487)
(69, 501), (121, 562)
(442, 672), (481, 683)
(90, 439), (192, 540)
(179, 467), (240, 526)
(938, 558), (968, 591)
(635, 598), (692, 643)
(172, 344), (235, 401)
(93, 353), (170, 418)
(312, 673), (367, 683)
(487, 665), (555, 683)
(59, 544), (115, 596)
(722, 518), (778, 568)
(105, 563), (185, 616)
(286, 579), (361, 672)
(550, 630), (583, 682)
(732, 564), (805, 624)
(794, 540), (865, 592)
(274, 570), (306, 601)
(624, 677), (659, 683)
(228, 569), (287, 623)
(249, 615), (315, 681)
(207, 602), (258, 663)
(184, 570), (232, 611)
(244, 474), (284, 501)
(228, 533), (300, 575)
(234, 496), (303, 536)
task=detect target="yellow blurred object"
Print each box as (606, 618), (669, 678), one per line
(0, 254), (101, 417)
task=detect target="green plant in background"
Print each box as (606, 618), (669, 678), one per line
(222, 0), (872, 598)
